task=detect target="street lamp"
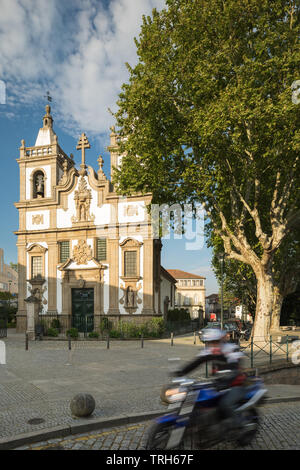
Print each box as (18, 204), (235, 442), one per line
(218, 253), (225, 330)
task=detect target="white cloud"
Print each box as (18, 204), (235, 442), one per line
(0, 0), (166, 138)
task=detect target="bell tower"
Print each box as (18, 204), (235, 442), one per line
(15, 106), (74, 330)
(16, 105), (74, 207)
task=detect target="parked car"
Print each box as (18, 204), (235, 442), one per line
(199, 321), (240, 343)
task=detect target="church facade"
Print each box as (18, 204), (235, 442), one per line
(15, 106), (176, 333)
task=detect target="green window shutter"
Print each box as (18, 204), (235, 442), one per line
(60, 241), (70, 263)
(97, 238), (107, 261)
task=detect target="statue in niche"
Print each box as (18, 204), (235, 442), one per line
(80, 203), (86, 221)
(126, 287), (136, 308)
(72, 176), (95, 224)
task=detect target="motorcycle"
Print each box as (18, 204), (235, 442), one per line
(146, 374), (267, 450)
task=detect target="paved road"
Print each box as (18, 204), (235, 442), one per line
(15, 402), (300, 450)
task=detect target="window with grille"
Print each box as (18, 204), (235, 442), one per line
(96, 238), (107, 261)
(31, 256), (42, 278)
(59, 241), (70, 263)
(124, 251), (137, 277)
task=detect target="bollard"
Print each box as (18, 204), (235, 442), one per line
(141, 334), (144, 349)
(194, 332), (196, 345)
(107, 333), (110, 349)
(68, 334), (71, 351)
(25, 333), (29, 351)
(171, 332), (174, 346)
(205, 361), (208, 378)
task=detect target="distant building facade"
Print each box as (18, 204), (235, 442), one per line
(167, 269), (206, 319)
(205, 293), (221, 321)
(0, 249), (18, 294)
(160, 268), (177, 318)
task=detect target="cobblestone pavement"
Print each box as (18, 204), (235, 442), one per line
(1, 333), (299, 441)
(15, 402), (300, 450)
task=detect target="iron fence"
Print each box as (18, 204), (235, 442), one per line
(238, 335), (299, 369)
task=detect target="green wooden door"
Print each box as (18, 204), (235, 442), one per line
(71, 288), (94, 333)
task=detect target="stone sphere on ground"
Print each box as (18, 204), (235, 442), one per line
(70, 393), (96, 417)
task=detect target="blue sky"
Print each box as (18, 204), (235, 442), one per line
(0, 0), (218, 294)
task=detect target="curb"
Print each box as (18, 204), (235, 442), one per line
(0, 410), (163, 450)
(1, 396), (300, 450)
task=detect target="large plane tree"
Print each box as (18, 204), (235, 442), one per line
(113, 0), (300, 339)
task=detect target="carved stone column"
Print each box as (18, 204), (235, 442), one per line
(16, 239), (27, 332)
(107, 238), (119, 315)
(141, 239), (155, 315)
(47, 242), (57, 314)
(25, 295), (40, 340)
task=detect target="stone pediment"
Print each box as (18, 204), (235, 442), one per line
(58, 258), (106, 271)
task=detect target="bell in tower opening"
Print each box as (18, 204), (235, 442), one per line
(33, 171), (45, 198)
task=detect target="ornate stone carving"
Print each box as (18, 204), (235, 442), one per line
(32, 214), (44, 225)
(120, 282), (142, 313)
(124, 205), (139, 217)
(27, 278), (47, 313)
(73, 239), (93, 265)
(72, 177), (95, 224)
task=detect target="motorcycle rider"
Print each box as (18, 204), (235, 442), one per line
(173, 328), (247, 433)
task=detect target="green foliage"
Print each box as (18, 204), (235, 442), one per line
(51, 319), (61, 330)
(47, 327), (59, 337)
(100, 317), (112, 332)
(109, 318), (165, 339)
(113, 0), (300, 336)
(166, 308), (191, 322)
(67, 328), (79, 339)
(88, 331), (99, 338)
(0, 306), (17, 324)
(280, 288), (300, 325)
(0, 292), (14, 300)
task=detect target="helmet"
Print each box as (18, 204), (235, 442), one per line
(201, 328), (226, 343)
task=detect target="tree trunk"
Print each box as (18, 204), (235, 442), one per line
(270, 286), (284, 333)
(252, 270), (274, 341)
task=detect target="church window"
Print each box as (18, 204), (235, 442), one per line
(124, 251), (137, 277)
(31, 256), (43, 279)
(96, 238), (107, 261)
(59, 241), (70, 263)
(120, 238), (142, 279)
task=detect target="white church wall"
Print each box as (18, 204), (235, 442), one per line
(26, 210), (50, 231)
(103, 264), (109, 314)
(56, 268), (62, 315)
(57, 177), (111, 228)
(118, 201), (146, 224)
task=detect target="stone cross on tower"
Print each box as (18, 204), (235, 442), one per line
(76, 133), (91, 176)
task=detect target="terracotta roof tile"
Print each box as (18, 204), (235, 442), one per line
(166, 269), (206, 280)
